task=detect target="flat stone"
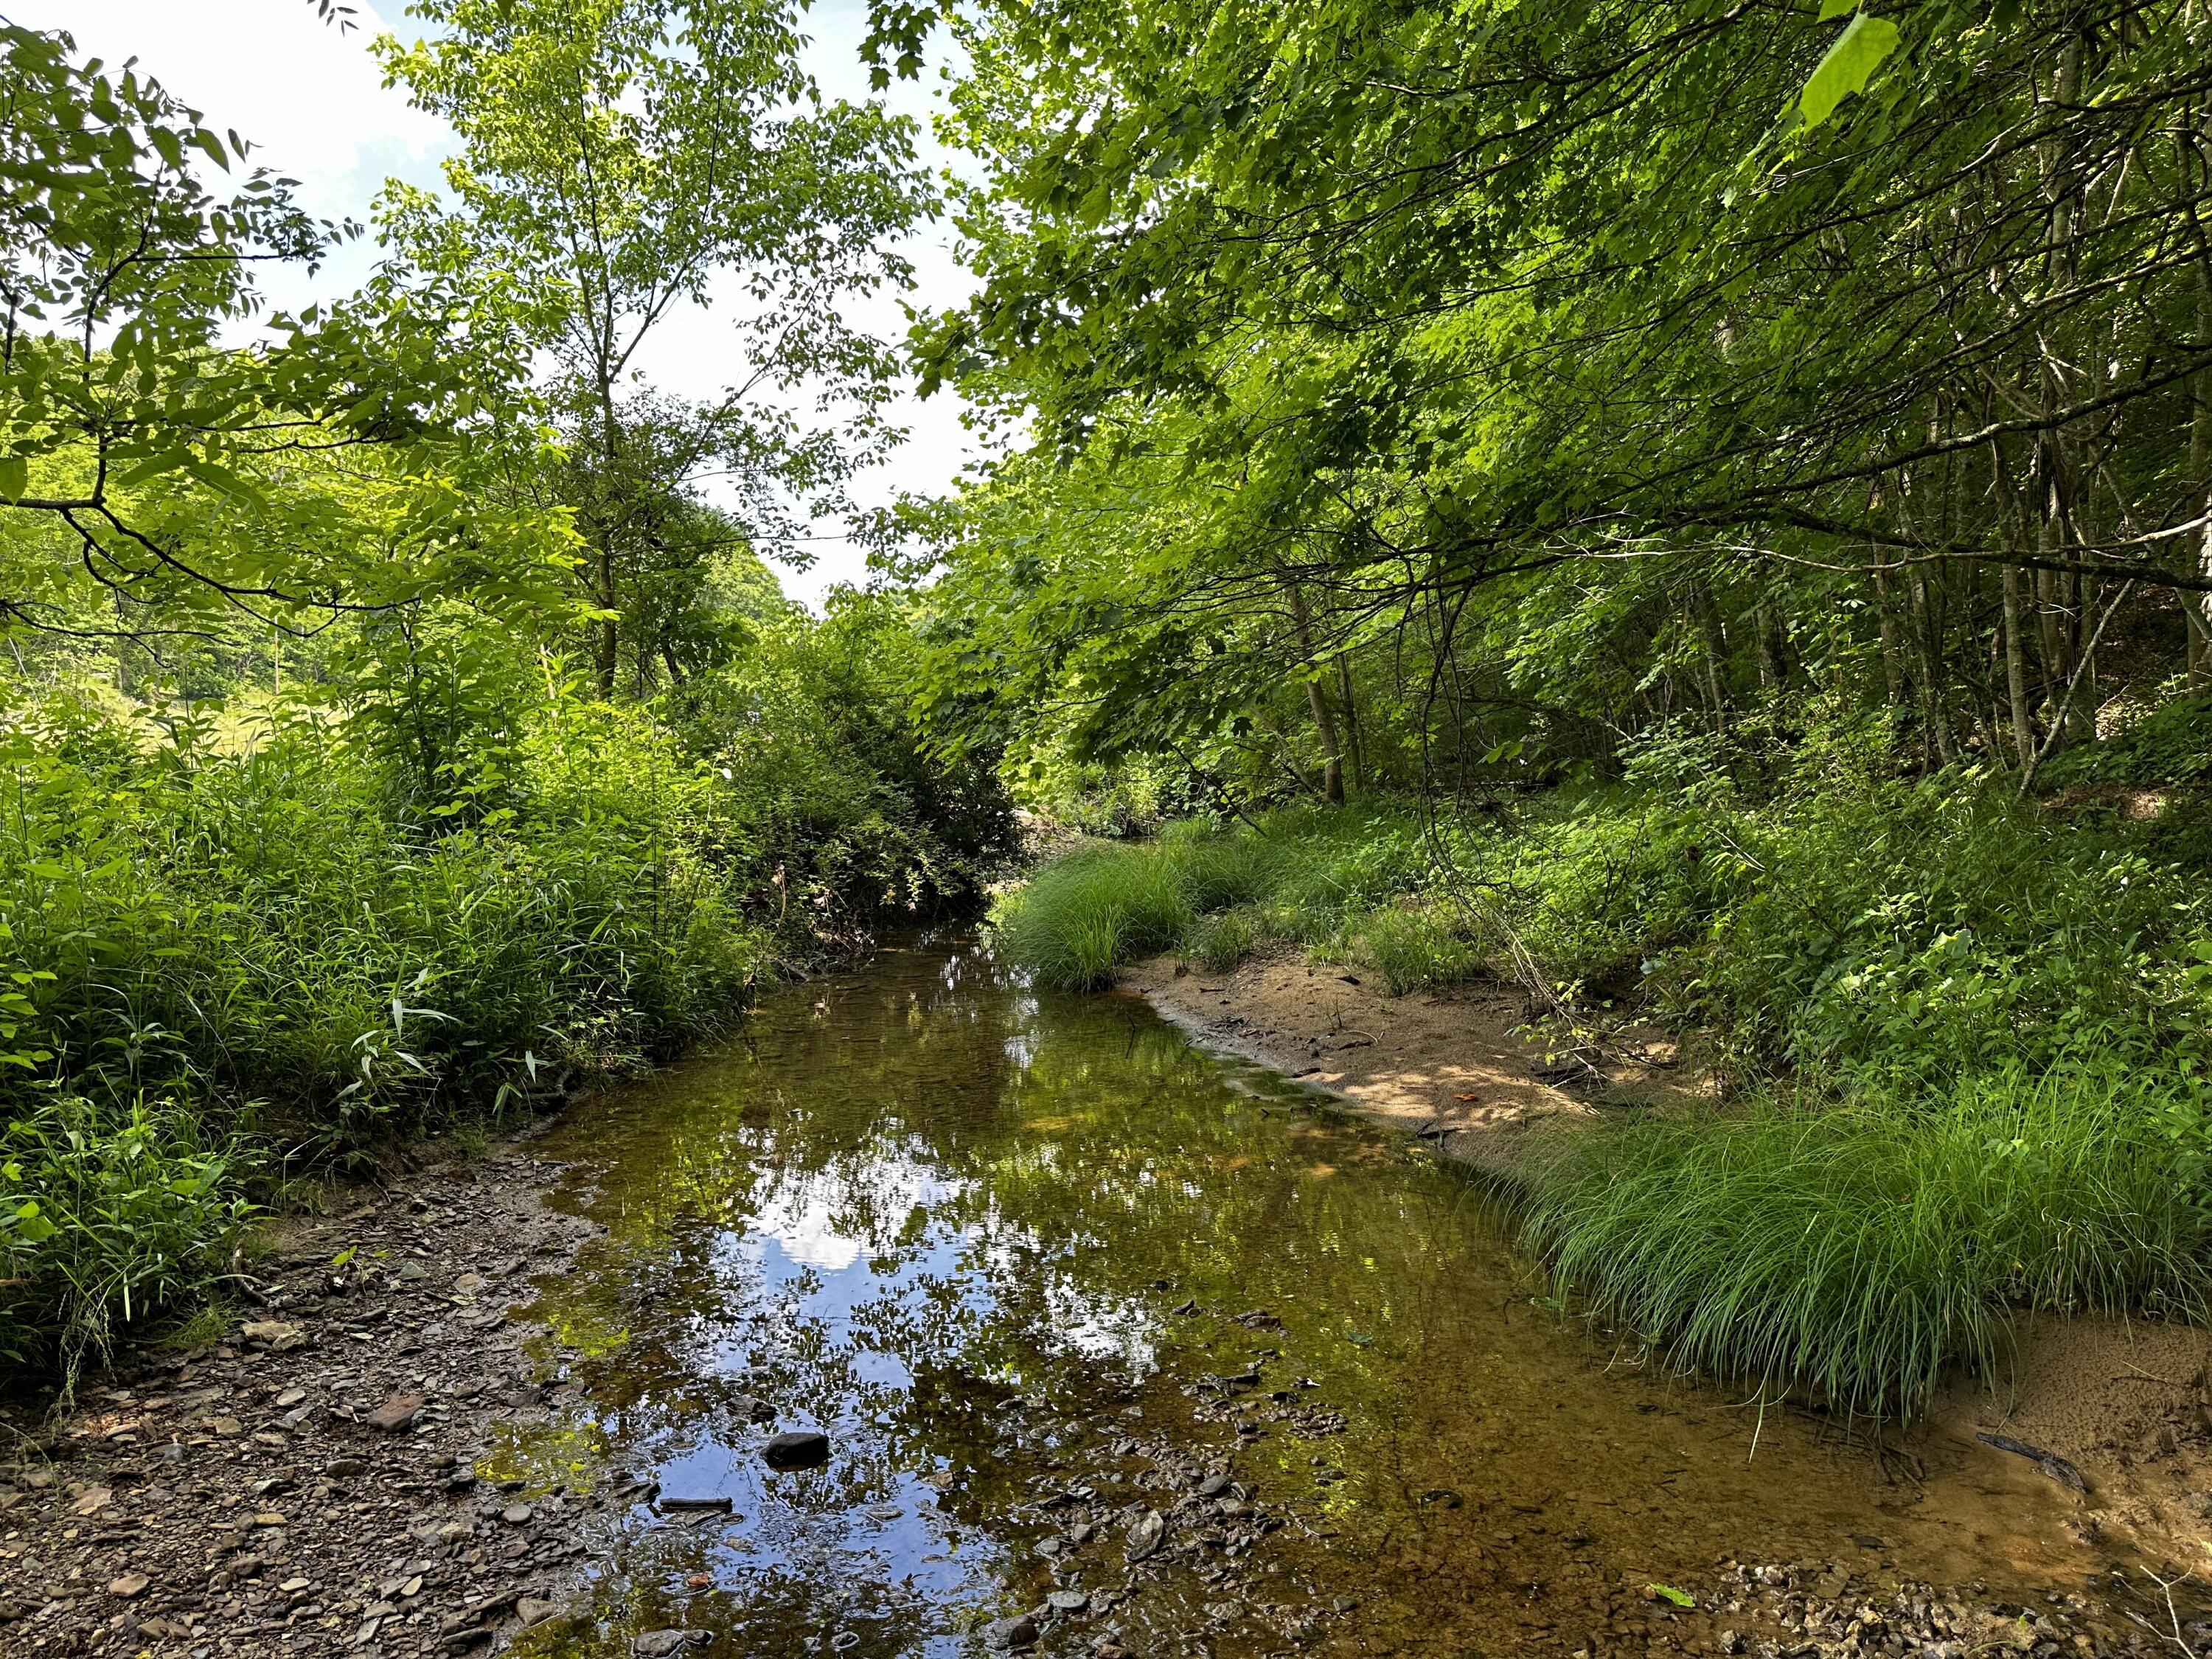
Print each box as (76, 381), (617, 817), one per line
(501, 1503), (534, 1525)
(518, 1597), (562, 1627)
(69, 1486), (113, 1516)
(365, 1394), (427, 1433)
(632, 1631), (691, 1657)
(108, 1574), (151, 1600)
(1046, 1590), (1089, 1613)
(274, 1388), (307, 1408)
(985, 1614), (1040, 1650)
(762, 1430), (830, 1470)
(1124, 1508), (1165, 1563)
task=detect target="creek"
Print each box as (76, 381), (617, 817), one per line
(491, 935), (2123, 1658)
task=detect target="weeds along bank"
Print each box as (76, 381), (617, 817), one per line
(0, 665), (1009, 1382)
(990, 713), (2212, 1419)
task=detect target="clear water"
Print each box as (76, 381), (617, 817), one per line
(492, 936), (2115, 1658)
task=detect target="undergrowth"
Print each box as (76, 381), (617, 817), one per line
(992, 709), (2212, 1417)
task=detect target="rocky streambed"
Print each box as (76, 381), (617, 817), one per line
(4, 936), (2205, 1658)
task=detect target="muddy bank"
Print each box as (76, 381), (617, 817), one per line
(0, 1148), (613, 1658)
(1121, 945), (2212, 1579)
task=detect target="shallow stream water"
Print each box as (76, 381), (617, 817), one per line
(491, 936), (2124, 1658)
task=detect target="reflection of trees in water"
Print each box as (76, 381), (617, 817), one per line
(513, 942), (1552, 1652)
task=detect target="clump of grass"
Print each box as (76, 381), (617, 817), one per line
(992, 832), (1278, 989)
(1181, 907), (1259, 974)
(1356, 904), (1484, 994)
(1516, 1065), (2212, 1419)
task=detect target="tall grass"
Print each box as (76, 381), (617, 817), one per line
(1517, 1068), (2212, 1418)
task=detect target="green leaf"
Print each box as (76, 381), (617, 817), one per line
(1801, 13), (1901, 128)
(1816, 0), (1858, 18)
(0, 455), (24, 501)
(1649, 1586), (1696, 1609)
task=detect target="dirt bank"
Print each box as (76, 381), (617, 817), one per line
(1121, 944), (2212, 1576)
(0, 1145), (611, 1658)
(1116, 944), (1692, 1164)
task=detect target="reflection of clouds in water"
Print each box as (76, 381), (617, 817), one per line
(746, 1152), (961, 1273)
(751, 1188), (866, 1271)
(1004, 1033), (1036, 1068)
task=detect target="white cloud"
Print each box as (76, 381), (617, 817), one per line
(16, 0), (995, 610)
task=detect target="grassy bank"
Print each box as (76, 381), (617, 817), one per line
(0, 671), (1006, 1381)
(990, 731), (2212, 1417)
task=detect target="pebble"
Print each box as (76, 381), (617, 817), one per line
(108, 1573), (151, 1599)
(632, 1630), (694, 1656)
(1047, 1590), (1090, 1613)
(985, 1613), (1040, 1650)
(501, 1502), (535, 1525)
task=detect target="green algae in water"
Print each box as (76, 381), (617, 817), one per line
(489, 938), (2109, 1659)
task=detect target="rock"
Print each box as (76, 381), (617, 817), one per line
(324, 1458), (368, 1478)
(366, 1394), (428, 1433)
(69, 1486), (113, 1516)
(1204, 1601), (1241, 1622)
(274, 1387), (307, 1408)
(1717, 1631), (1746, 1655)
(1196, 1473), (1230, 1498)
(501, 1503), (534, 1525)
(658, 1495), (734, 1512)
(397, 1262), (429, 1281)
(985, 1613), (1040, 1650)
(1124, 1508), (1165, 1563)
(731, 1394), (777, 1424)
(1047, 1590), (1090, 1614)
(518, 1597), (561, 1627)
(453, 1273), (487, 1294)
(107, 1574), (151, 1600)
(633, 1631), (692, 1657)
(762, 1430), (830, 1470)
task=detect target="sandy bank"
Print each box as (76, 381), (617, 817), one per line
(1121, 944), (2212, 1571)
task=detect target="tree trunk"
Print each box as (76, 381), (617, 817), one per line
(1909, 568), (1955, 765)
(1871, 566), (1909, 717)
(1335, 655), (1368, 792)
(1287, 582), (1345, 803)
(1691, 584), (1729, 731)
(1754, 601), (1789, 693)
(2000, 564), (2036, 765)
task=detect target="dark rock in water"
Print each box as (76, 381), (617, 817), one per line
(631, 1631), (692, 1657)
(731, 1394), (776, 1425)
(1046, 1590), (1089, 1614)
(985, 1613), (1040, 1650)
(658, 1495), (734, 1512)
(1975, 1431), (2088, 1494)
(762, 1430), (831, 1470)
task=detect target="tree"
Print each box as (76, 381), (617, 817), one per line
(377, 0), (931, 692)
(0, 20), (557, 648)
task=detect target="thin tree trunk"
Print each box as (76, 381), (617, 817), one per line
(1287, 582), (1345, 803)
(1691, 584), (1728, 732)
(1335, 655), (1368, 793)
(1871, 566), (1908, 717)
(2000, 564), (2036, 765)
(1909, 568), (1955, 765)
(1754, 601), (1788, 694)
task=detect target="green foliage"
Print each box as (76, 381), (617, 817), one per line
(0, 1094), (256, 1378)
(1519, 1068), (2212, 1419)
